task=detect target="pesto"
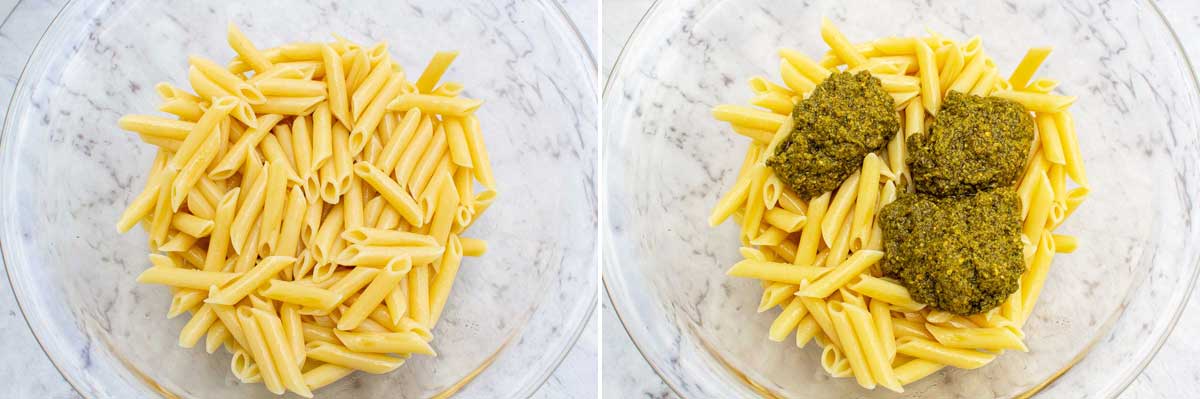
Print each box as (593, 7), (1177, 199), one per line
(908, 92), (1034, 197)
(767, 71), (899, 198)
(878, 187), (1025, 315)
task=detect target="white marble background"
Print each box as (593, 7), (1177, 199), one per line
(601, 0), (1200, 398)
(0, 0), (597, 398)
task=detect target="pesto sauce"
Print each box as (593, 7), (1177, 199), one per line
(879, 188), (1025, 315)
(908, 92), (1034, 197)
(767, 71), (899, 198)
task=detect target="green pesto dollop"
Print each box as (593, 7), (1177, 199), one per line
(879, 187), (1025, 315)
(767, 71), (899, 198)
(908, 91), (1034, 197)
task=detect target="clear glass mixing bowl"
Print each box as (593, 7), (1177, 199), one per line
(0, 0), (597, 397)
(603, 0), (1200, 397)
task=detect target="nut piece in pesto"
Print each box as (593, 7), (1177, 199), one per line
(878, 187), (1025, 315)
(908, 91), (1034, 197)
(767, 71), (899, 199)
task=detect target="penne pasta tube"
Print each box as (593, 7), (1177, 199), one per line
(990, 90), (1076, 113)
(894, 358), (945, 386)
(260, 280), (343, 309)
(895, 336), (995, 370)
(925, 323), (1028, 352)
(386, 93), (482, 117)
(848, 273), (923, 311)
(797, 250), (884, 298)
(1008, 47), (1052, 89)
(305, 341), (405, 374)
(726, 257), (831, 284)
(302, 363), (355, 391)
(342, 227), (438, 247)
(462, 115), (495, 189)
(821, 171), (859, 247)
(336, 244), (444, 267)
(333, 330), (434, 355)
(915, 40), (940, 114)
(136, 267), (241, 290)
(711, 104), (788, 132)
(207, 256), (296, 305)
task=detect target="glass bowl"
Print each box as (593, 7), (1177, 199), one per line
(0, 0), (597, 397)
(602, 0), (1200, 397)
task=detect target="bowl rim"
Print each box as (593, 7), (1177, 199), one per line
(0, 0), (599, 397)
(600, 0), (1200, 397)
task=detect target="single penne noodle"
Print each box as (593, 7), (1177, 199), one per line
(758, 282), (798, 312)
(769, 297), (810, 342)
(311, 204), (345, 263)
(895, 336), (995, 370)
(207, 256), (296, 305)
(726, 258), (830, 284)
(384, 284), (409, 326)
(321, 44), (352, 127)
(763, 207), (806, 233)
(749, 226), (788, 247)
(849, 275), (924, 312)
(778, 48), (832, 82)
(336, 244), (444, 267)
(850, 154), (881, 250)
(798, 250), (884, 298)
(274, 186), (307, 257)
(820, 18), (867, 68)
(226, 23), (272, 73)
(990, 90), (1075, 113)
(229, 163), (271, 253)
(925, 323), (1028, 352)
(1052, 111), (1088, 186)
(251, 96), (324, 116)
(1008, 47), (1052, 89)
(136, 267), (241, 290)
(261, 280), (343, 309)
(118, 115), (194, 140)
(429, 236), (465, 326)
(915, 40), (940, 114)
(947, 52), (987, 94)
(825, 212), (854, 268)
(408, 127), (449, 197)
(1035, 112), (1067, 165)
(459, 237), (487, 257)
(407, 264), (432, 325)
(800, 296), (841, 348)
(386, 93), (483, 117)
(258, 161), (289, 254)
(1019, 232), (1057, 325)
(442, 117), (474, 168)
(341, 227), (438, 247)
(870, 37), (917, 55)
(1023, 174), (1054, 242)
(415, 50), (459, 93)
(305, 341), (405, 374)
(821, 171), (860, 247)
(333, 330), (435, 356)
(793, 192), (831, 266)
(204, 322), (229, 354)
(868, 299), (896, 362)
(158, 232), (198, 252)
(156, 82), (201, 102)
(150, 169), (177, 246)
(159, 97), (205, 121)
(255, 78), (326, 97)
(301, 364), (355, 391)
(779, 59), (816, 94)
(279, 303), (306, 366)
(170, 96), (237, 170)
(179, 305), (219, 349)
(711, 104), (788, 132)
(794, 315), (821, 348)
(894, 358), (945, 386)
(969, 66), (999, 97)
(462, 115), (495, 189)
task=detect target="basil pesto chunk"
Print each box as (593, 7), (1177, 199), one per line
(767, 71), (900, 198)
(879, 188), (1025, 315)
(908, 91), (1035, 196)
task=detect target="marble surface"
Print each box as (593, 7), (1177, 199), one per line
(601, 0), (1200, 398)
(0, 0), (597, 398)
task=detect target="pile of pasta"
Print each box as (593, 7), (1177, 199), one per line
(115, 24), (496, 397)
(710, 19), (1088, 392)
